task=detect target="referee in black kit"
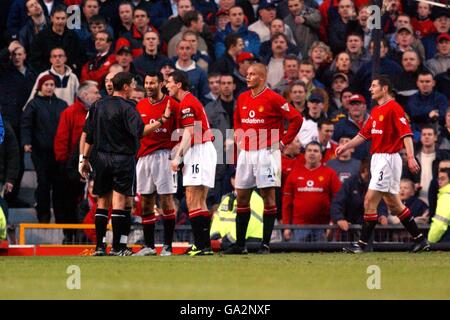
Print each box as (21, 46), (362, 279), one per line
(80, 72), (171, 256)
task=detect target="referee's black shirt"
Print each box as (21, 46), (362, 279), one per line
(85, 96), (144, 155)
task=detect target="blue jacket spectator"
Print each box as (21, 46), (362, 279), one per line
(214, 23), (261, 60)
(332, 117), (371, 160)
(406, 90), (448, 135)
(150, 0), (174, 30)
(0, 44), (37, 131)
(7, 0), (62, 38)
(331, 160), (388, 226)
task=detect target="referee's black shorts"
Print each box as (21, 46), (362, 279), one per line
(93, 152), (136, 196)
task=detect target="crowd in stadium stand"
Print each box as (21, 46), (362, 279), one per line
(0, 0), (449, 244)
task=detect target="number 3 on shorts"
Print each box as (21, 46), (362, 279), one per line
(378, 171), (383, 182)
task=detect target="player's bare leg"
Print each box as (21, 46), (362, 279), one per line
(92, 192), (112, 256)
(344, 189), (383, 253)
(109, 191), (132, 255)
(134, 193), (157, 256)
(383, 193), (430, 252)
(186, 185), (211, 255)
(159, 194), (177, 255)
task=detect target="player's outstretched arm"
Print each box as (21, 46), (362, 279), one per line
(403, 135), (420, 174)
(335, 134), (366, 156)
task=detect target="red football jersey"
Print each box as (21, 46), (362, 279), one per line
(358, 99), (413, 154)
(234, 87), (303, 151)
(282, 165), (341, 225)
(136, 95), (179, 158)
(178, 92), (213, 145)
(281, 154), (303, 192)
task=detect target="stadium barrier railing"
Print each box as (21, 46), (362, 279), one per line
(13, 223), (450, 251)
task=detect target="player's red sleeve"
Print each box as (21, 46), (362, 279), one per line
(282, 172), (295, 225)
(358, 115), (373, 141)
(393, 104), (413, 139)
(180, 107), (195, 127)
(275, 94), (303, 146)
(54, 108), (71, 163)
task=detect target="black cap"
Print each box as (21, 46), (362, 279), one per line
(308, 93), (324, 103)
(116, 46), (132, 55)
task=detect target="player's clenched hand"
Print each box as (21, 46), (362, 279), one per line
(407, 157), (420, 174)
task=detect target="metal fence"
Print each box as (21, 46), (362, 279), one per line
(12, 223), (450, 252)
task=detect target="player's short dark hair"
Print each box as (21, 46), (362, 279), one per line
(421, 124), (437, 135)
(169, 70), (190, 91)
(119, 0), (133, 10)
(183, 10), (200, 27)
(112, 72), (134, 91)
(372, 75), (393, 94)
(224, 33), (242, 50)
(318, 119), (334, 129)
(145, 71), (164, 83)
(51, 4), (68, 16)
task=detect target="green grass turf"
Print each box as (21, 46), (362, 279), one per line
(1, 252), (449, 299)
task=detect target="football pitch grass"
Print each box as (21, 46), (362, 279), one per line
(1, 252), (449, 300)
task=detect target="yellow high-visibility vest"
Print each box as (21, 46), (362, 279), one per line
(210, 191), (264, 242)
(428, 184), (450, 243)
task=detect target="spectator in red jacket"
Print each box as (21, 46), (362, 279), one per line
(80, 30), (116, 84)
(282, 141), (341, 242)
(54, 80), (101, 243)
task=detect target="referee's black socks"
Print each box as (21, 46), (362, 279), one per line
(112, 210), (130, 251)
(94, 208), (109, 249)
